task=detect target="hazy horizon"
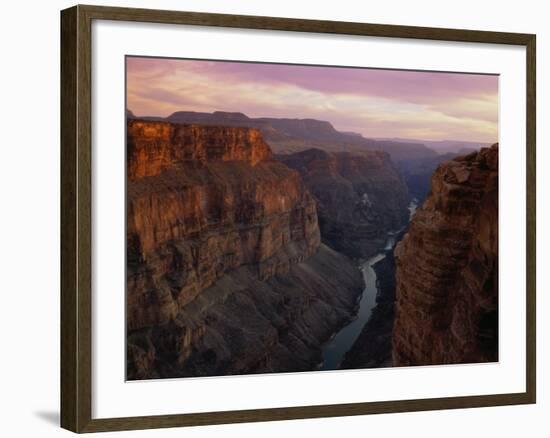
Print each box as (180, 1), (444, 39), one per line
(127, 57), (499, 145)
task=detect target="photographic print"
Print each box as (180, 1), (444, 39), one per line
(125, 56), (499, 380)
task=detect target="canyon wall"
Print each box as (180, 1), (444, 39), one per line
(126, 120), (363, 379)
(128, 121), (272, 180)
(392, 145), (499, 365)
(279, 148), (410, 259)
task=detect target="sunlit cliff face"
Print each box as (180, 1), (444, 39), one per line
(126, 57), (498, 144)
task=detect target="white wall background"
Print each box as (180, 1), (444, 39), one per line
(0, 0), (546, 436)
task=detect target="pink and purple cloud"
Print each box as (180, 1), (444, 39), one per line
(126, 57), (498, 143)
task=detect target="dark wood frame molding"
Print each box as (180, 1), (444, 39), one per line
(61, 4), (536, 433)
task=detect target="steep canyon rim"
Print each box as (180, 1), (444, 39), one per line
(125, 56), (499, 380)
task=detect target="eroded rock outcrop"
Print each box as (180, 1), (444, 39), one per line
(392, 144), (498, 365)
(126, 120), (363, 379)
(128, 121), (272, 179)
(278, 148), (410, 258)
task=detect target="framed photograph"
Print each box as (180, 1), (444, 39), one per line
(60, 4), (536, 433)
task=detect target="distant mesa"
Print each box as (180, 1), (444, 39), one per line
(132, 110), (440, 163)
(212, 111), (250, 121)
(128, 110), (490, 158)
(168, 110), (250, 124)
(341, 131), (364, 138)
(167, 111), (344, 144)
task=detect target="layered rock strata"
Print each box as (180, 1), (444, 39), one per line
(126, 120), (363, 379)
(278, 148), (410, 259)
(392, 145), (499, 365)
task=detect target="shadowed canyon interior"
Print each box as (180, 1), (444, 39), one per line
(126, 120), (363, 378)
(126, 114), (498, 379)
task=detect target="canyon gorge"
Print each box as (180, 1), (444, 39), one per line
(126, 113), (499, 379)
(342, 145), (498, 369)
(126, 120), (365, 379)
(130, 110), (483, 205)
(278, 148), (409, 258)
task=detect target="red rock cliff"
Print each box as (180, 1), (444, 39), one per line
(392, 144), (498, 365)
(126, 120), (363, 379)
(127, 120), (320, 329)
(128, 120), (273, 179)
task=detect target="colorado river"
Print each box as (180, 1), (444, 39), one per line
(320, 248), (387, 370)
(319, 199), (418, 370)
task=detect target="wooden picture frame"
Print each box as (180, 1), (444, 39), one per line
(61, 4), (536, 433)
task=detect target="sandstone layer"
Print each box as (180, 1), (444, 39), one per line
(392, 145), (499, 365)
(278, 148), (410, 259)
(126, 120), (363, 379)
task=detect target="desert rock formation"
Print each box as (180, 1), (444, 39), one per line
(126, 120), (364, 378)
(392, 145), (499, 365)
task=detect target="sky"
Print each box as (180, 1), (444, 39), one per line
(126, 56), (498, 143)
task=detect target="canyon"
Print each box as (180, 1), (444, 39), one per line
(392, 144), (499, 365)
(126, 119), (364, 379)
(278, 148), (409, 258)
(131, 110), (474, 204)
(126, 113), (499, 378)
(341, 145), (499, 369)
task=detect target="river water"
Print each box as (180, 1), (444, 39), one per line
(319, 199), (418, 370)
(319, 251), (387, 370)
